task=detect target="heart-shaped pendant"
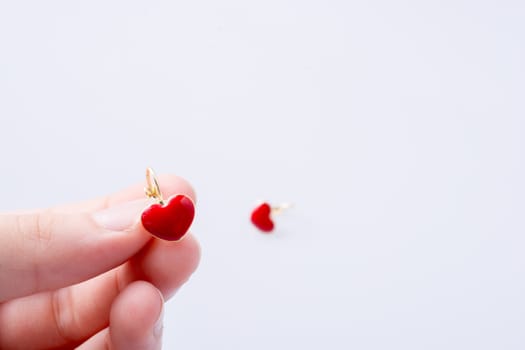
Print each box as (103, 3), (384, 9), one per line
(141, 194), (195, 241)
(250, 202), (274, 232)
(140, 168), (195, 241)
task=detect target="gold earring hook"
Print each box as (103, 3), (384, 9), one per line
(145, 167), (164, 204)
(271, 203), (293, 215)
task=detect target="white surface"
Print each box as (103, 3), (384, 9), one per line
(1, 1), (524, 349)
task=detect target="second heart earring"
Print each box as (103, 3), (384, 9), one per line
(250, 201), (291, 233)
(141, 168), (195, 241)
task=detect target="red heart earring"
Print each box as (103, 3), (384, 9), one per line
(141, 168), (195, 241)
(250, 201), (291, 233)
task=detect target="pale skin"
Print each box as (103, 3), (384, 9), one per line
(0, 174), (201, 349)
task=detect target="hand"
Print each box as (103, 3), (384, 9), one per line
(0, 175), (200, 349)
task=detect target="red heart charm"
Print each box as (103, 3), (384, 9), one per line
(250, 202), (274, 232)
(141, 194), (195, 241)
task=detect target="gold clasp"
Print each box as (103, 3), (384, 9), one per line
(271, 203), (293, 215)
(145, 167), (164, 204)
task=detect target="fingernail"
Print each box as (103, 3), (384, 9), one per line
(92, 199), (148, 231)
(153, 292), (165, 338)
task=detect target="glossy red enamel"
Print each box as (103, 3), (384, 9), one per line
(141, 194), (195, 241)
(251, 202), (274, 232)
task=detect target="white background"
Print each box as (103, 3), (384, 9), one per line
(1, 1), (524, 349)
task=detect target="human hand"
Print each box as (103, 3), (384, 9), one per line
(0, 174), (200, 349)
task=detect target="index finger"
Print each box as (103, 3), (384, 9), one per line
(52, 174), (197, 213)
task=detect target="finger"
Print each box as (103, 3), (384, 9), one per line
(0, 200), (149, 301)
(109, 281), (164, 350)
(0, 174), (196, 301)
(123, 234), (201, 298)
(1, 174), (196, 215)
(52, 174), (196, 214)
(77, 281), (164, 350)
(0, 234), (200, 349)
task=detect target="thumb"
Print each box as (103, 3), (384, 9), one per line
(0, 199), (151, 302)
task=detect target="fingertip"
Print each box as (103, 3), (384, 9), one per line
(178, 233), (201, 279)
(157, 174), (197, 204)
(110, 281), (164, 348)
(89, 173), (197, 215)
(127, 233), (201, 299)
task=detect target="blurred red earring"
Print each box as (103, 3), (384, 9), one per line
(141, 168), (195, 241)
(250, 202), (291, 233)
